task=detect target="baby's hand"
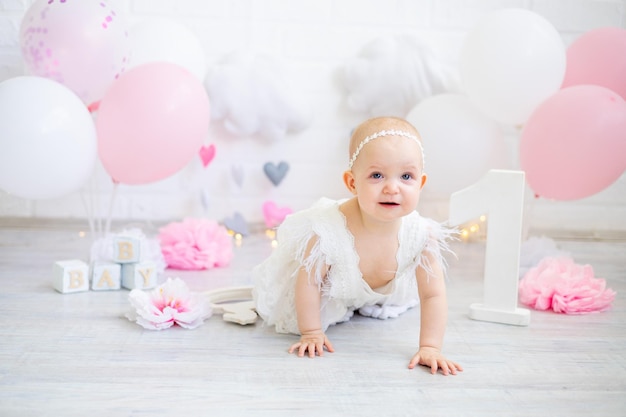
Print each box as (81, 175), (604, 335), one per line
(408, 346), (463, 376)
(288, 330), (334, 358)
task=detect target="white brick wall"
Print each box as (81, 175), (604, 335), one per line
(0, 0), (625, 234)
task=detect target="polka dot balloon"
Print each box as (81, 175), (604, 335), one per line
(19, 0), (130, 105)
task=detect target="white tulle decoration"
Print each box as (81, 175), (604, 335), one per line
(90, 228), (167, 274)
(518, 236), (570, 278)
(342, 34), (460, 117)
(205, 52), (312, 140)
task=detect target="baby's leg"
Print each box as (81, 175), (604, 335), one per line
(358, 299), (418, 319)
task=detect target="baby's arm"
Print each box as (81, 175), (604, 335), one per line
(408, 250), (463, 375)
(288, 237), (334, 358)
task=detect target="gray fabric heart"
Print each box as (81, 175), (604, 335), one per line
(222, 212), (249, 236)
(263, 161), (289, 186)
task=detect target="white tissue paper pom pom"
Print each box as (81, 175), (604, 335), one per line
(126, 278), (212, 330)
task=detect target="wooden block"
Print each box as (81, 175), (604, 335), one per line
(53, 260), (89, 294)
(112, 236), (140, 264)
(121, 261), (158, 290)
(91, 262), (121, 291)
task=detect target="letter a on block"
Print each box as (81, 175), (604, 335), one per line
(96, 270), (114, 288)
(97, 269), (113, 288)
(91, 262), (121, 291)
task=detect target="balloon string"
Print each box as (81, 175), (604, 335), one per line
(80, 188), (95, 239)
(79, 170), (100, 240)
(91, 175), (98, 239)
(95, 173), (102, 238)
(104, 181), (119, 236)
(522, 188), (537, 241)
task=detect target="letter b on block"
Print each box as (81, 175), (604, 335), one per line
(113, 236), (140, 263)
(53, 260), (89, 293)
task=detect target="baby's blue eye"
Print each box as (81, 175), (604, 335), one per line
(401, 173), (413, 180)
(371, 172), (382, 179)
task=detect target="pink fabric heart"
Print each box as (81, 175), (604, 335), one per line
(262, 200), (292, 228)
(198, 144), (216, 167)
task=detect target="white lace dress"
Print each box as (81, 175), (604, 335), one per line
(252, 198), (453, 335)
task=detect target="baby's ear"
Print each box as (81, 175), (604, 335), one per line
(343, 170), (357, 194)
(420, 173), (427, 189)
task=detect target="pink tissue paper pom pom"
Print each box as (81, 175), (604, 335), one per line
(519, 257), (616, 314)
(158, 218), (234, 270)
(126, 278), (212, 330)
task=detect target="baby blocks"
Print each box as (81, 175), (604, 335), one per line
(54, 259), (157, 293)
(53, 260), (90, 294)
(54, 234), (160, 294)
(91, 262), (122, 291)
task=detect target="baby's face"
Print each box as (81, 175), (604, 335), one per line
(350, 135), (426, 222)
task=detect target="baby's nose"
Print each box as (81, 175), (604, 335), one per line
(384, 179), (399, 193)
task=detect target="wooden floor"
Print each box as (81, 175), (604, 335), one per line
(0, 219), (625, 417)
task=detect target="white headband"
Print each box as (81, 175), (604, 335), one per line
(348, 129), (425, 170)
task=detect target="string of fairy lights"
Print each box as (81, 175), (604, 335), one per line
(76, 216), (488, 247)
(226, 228), (279, 248)
(225, 214), (488, 248)
(459, 215), (487, 241)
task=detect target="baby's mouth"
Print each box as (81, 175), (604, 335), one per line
(380, 201), (399, 206)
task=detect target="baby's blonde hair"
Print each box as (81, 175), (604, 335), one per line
(348, 117), (424, 170)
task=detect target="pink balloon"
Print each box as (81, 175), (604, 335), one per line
(520, 85), (626, 200)
(19, 0), (130, 105)
(96, 62), (210, 185)
(561, 27), (626, 100)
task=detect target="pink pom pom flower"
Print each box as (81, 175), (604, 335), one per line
(519, 257), (616, 314)
(126, 278), (212, 330)
(158, 218), (234, 270)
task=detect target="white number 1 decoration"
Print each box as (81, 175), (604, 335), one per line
(449, 169), (530, 326)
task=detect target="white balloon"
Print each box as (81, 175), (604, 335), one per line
(0, 77), (97, 200)
(128, 18), (207, 81)
(406, 94), (508, 196)
(460, 8), (566, 125)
